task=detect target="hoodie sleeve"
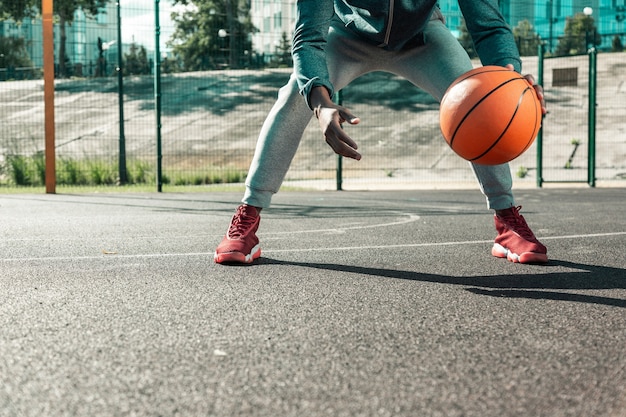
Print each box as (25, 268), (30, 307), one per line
(458, 0), (522, 73)
(292, 0), (336, 109)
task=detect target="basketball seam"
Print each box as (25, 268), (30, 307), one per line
(469, 85), (531, 162)
(452, 67), (510, 86)
(508, 87), (542, 161)
(448, 77), (522, 148)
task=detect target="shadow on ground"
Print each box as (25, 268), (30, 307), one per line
(259, 257), (626, 308)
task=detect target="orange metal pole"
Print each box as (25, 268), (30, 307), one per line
(42, 0), (56, 193)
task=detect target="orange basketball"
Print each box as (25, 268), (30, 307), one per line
(440, 66), (542, 165)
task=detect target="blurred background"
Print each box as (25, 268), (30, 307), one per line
(1, 0), (625, 190)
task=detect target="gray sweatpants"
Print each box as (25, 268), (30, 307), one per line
(242, 16), (515, 210)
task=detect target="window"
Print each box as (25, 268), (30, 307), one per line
(274, 11), (282, 29)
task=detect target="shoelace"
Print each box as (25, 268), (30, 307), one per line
(227, 206), (257, 239)
(500, 206), (536, 240)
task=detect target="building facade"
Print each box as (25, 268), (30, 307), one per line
(249, 0), (297, 62)
(249, 0), (624, 57)
(0, 3), (118, 76)
(439, 0), (625, 51)
(2, 0), (624, 76)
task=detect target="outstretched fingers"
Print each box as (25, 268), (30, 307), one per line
(325, 122), (361, 160)
(316, 106), (362, 160)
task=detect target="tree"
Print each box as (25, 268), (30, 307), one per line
(0, 36), (34, 69)
(55, 0), (108, 77)
(612, 35), (624, 52)
(271, 31), (292, 68)
(0, 0), (107, 77)
(169, 0), (256, 71)
(512, 20), (541, 56)
(555, 12), (600, 56)
(124, 42), (151, 75)
(0, 0), (36, 21)
(160, 56), (181, 74)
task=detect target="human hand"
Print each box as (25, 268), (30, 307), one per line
(314, 103), (362, 161)
(505, 64), (547, 116)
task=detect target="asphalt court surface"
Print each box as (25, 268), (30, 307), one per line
(1, 188), (625, 417)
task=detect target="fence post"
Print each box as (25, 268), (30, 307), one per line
(42, 0), (56, 194)
(536, 42), (545, 188)
(587, 47), (597, 187)
(117, 0), (128, 185)
(155, 0), (163, 192)
(335, 89), (343, 191)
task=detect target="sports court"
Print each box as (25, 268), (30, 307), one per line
(1, 187), (625, 416)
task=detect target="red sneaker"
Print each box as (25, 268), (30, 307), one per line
(214, 205), (261, 264)
(492, 206), (548, 264)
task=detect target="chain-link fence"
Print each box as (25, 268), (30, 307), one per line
(1, 3), (625, 190)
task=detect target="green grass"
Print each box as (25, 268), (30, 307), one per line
(0, 182), (315, 195)
(0, 154), (249, 191)
(516, 165), (529, 178)
(168, 169), (244, 186)
(0, 183), (250, 194)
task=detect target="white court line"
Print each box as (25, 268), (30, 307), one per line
(0, 213), (421, 243)
(264, 213), (422, 234)
(265, 231), (626, 254)
(1, 231), (625, 263)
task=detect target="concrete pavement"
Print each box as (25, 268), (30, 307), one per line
(1, 188), (625, 417)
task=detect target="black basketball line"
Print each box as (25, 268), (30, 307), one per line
(469, 85), (533, 162)
(449, 77), (523, 148)
(508, 87), (541, 161)
(451, 67), (511, 86)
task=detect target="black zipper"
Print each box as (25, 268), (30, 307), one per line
(382, 0), (394, 46)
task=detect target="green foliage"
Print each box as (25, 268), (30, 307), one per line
(564, 139), (582, 169)
(1, 154), (246, 187)
(54, 0), (108, 23)
(0, 0), (108, 40)
(0, 36), (34, 69)
(612, 35), (624, 53)
(58, 157), (88, 185)
(0, 0), (36, 21)
(269, 32), (292, 68)
(170, 168), (243, 186)
(87, 160), (117, 185)
(32, 152), (46, 184)
(6, 155), (35, 186)
(128, 160), (154, 184)
(555, 13), (600, 56)
(124, 43), (151, 76)
(169, 0), (257, 71)
(0, 0), (107, 77)
(4, 153), (45, 186)
(0, 0), (105, 22)
(516, 166), (529, 178)
(512, 20), (541, 56)
(160, 57), (182, 74)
